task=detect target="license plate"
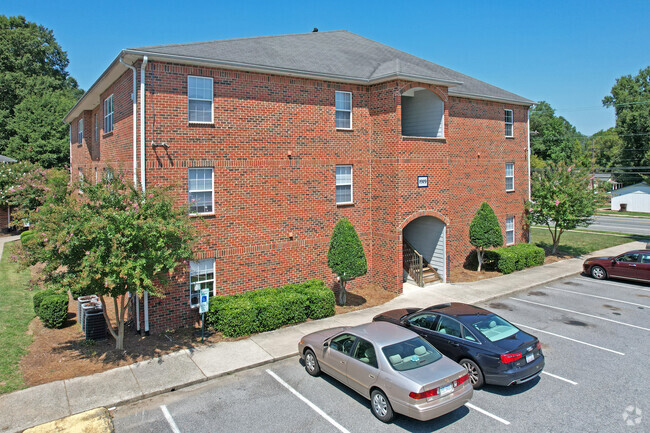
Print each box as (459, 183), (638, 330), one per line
(440, 384), (453, 396)
(526, 353), (535, 363)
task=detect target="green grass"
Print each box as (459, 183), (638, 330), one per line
(596, 209), (650, 218)
(0, 242), (35, 394)
(531, 227), (645, 256)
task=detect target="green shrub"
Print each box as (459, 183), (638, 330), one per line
(38, 293), (69, 328)
(33, 288), (57, 314)
(491, 243), (546, 274)
(20, 230), (36, 243)
(205, 279), (335, 337)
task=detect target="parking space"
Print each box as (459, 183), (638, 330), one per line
(112, 275), (648, 432)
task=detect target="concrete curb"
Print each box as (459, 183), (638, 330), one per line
(22, 408), (114, 433)
(6, 240), (646, 433)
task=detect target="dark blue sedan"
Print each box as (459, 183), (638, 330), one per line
(373, 303), (544, 388)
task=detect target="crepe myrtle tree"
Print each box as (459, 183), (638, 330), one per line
(469, 202), (503, 271)
(15, 174), (196, 350)
(327, 217), (367, 306)
(529, 162), (598, 254)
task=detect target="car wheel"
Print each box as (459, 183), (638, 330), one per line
(304, 349), (321, 377)
(591, 265), (607, 280)
(460, 358), (484, 389)
(370, 389), (395, 423)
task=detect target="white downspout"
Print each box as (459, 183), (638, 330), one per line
(119, 56), (139, 333)
(140, 56), (150, 335)
(527, 106), (532, 243)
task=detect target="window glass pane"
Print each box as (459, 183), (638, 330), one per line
(463, 326), (478, 342)
(409, 314), (437, 330)
(189, 100), (212, 122)
(506, 177), (514, 190)
(437, 316), (462, 338)
(353, 338), (378, 368)
(505, 124), (513, 136)
(382, 337), (442, 371)
(472, 315), (519, 342)
(336, 185), (351, 203)
(504, 110), (513, 123)
(336, 165), (352, 184)
(189, 168), (213, 213)
(330, 334), (356, 354)
(506, 163), (514, 177)
(189, 258), (215, 306)
(335, 92), (351, 111)
(335, 111), (351, 129)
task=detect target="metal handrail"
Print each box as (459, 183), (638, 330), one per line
(403, 239), (423, 287)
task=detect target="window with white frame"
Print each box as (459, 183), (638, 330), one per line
(189, 258), (215, 308)
(505, 109), (513, 137)
(188, 76), (213, 123)
(335, 91), (352, 129)
(77, 119), (83, 144)
(506, 216), (515, 245)
(336, 165), (353, 204)
(188, 168), (214, 214)
(104, 95), (113, 133)
(506, 162), (514, 191)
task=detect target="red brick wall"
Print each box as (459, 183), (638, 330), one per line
(70, 60), (530, 332)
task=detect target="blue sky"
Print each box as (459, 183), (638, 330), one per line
(4, 0), (648, 136)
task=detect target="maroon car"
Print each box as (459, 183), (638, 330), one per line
(583, 250), (650, 282)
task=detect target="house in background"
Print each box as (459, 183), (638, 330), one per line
(0, 154), (17, 232)
(65, 30), (534, 333)
(611, 182), (650, 213)
(593, 172), (622, 191)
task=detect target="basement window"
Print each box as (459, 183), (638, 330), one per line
(401, 88), (444, 138)
(189, 258), (215, 308)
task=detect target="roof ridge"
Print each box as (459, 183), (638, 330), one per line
(131, 30), (350, 51)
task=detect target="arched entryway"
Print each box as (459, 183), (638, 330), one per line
(401, 215), (446, 285)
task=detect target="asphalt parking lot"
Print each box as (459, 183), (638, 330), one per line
(112, 275), (649, 432)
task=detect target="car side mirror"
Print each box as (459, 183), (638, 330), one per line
(400, 319), (410, 327)
(611, 260), (616, 265)
(323, 341), (329, 348)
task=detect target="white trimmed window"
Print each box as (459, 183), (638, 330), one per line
(505, 109), (513, 137)
(189, 258), (215, 308)
(77, 119), (83, 144)
(336, 165), (353, 204)
(506, 162), (514, 191)
(188, 76), (213, 123)
(188, 168), (214, 214)
(335, 91), (352, 129)
(104, 95), (114, 133)
(506, 216), (515, 245)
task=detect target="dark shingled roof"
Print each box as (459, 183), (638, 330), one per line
(0, 155), (17, 163)
(131, 30), (533, 105)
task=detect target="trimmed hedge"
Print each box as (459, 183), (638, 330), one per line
(38, 293), (69, 328)
(206, 279), (335, 337)
(33, 288), (57, 314)
(486, 243), (546, 274)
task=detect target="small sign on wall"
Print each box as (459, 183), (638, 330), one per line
(418, 176), (428, 188)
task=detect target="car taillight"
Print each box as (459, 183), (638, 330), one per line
(500, 352), (522, 363)
(454, 373), (469, 387)
(536, 341), (541, 350)
(409, 388), (438, 399)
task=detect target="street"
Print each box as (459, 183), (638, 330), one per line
(587, 215), (650, 236)
(112, 275), (649, 432)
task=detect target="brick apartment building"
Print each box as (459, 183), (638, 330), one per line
(65, 31), (534, 333)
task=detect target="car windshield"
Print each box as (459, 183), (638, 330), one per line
(472, 315), (519, 342)
(381, 337), (442, 371)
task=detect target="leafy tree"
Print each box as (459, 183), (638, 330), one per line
(327, 218), (367, 305)
(0, 15), (82, 167)
(530, 101), (586, 164)
(529, 162), (598, 254)
(4, 166), (68, 225)
(469, 202), (503, 271)
(603, 66), (650, 185)
(15, 175), (196, 349)
(590, 128), (624, 169)
(0, 161), (39, 206)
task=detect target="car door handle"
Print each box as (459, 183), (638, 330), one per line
(369, 374), (375, 379)
(449, 341), (460, 347)
(630, 264), (637, 267)
(340, 361), (346, 364)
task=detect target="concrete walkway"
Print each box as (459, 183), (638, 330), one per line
(0, 240), (646, 433)
(0, 235), (20, 259)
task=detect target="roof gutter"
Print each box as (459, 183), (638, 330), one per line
(448, 90), (535, 107)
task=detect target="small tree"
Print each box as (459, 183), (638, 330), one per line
(327, 218), (367, 306)
(529, 162), (598, 254)
(16, 175), (196, 349)
(469, 202), (503, 271)
(4, 166), (68, 224)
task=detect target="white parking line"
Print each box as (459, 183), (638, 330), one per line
(465, 402), (511, 425)
(160, 405), (181, 433)
(542, 371), (578, 385)
(266, 369), (351, 433)
(545, 286), (650, 308)
(512, 322), (625, 356)
(577, 277), (650, 293)
(509, 297), (650, 332)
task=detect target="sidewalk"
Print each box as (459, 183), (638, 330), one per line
(1, 240), (646, 433)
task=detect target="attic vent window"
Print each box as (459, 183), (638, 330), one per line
(401, 88), (444, 138)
